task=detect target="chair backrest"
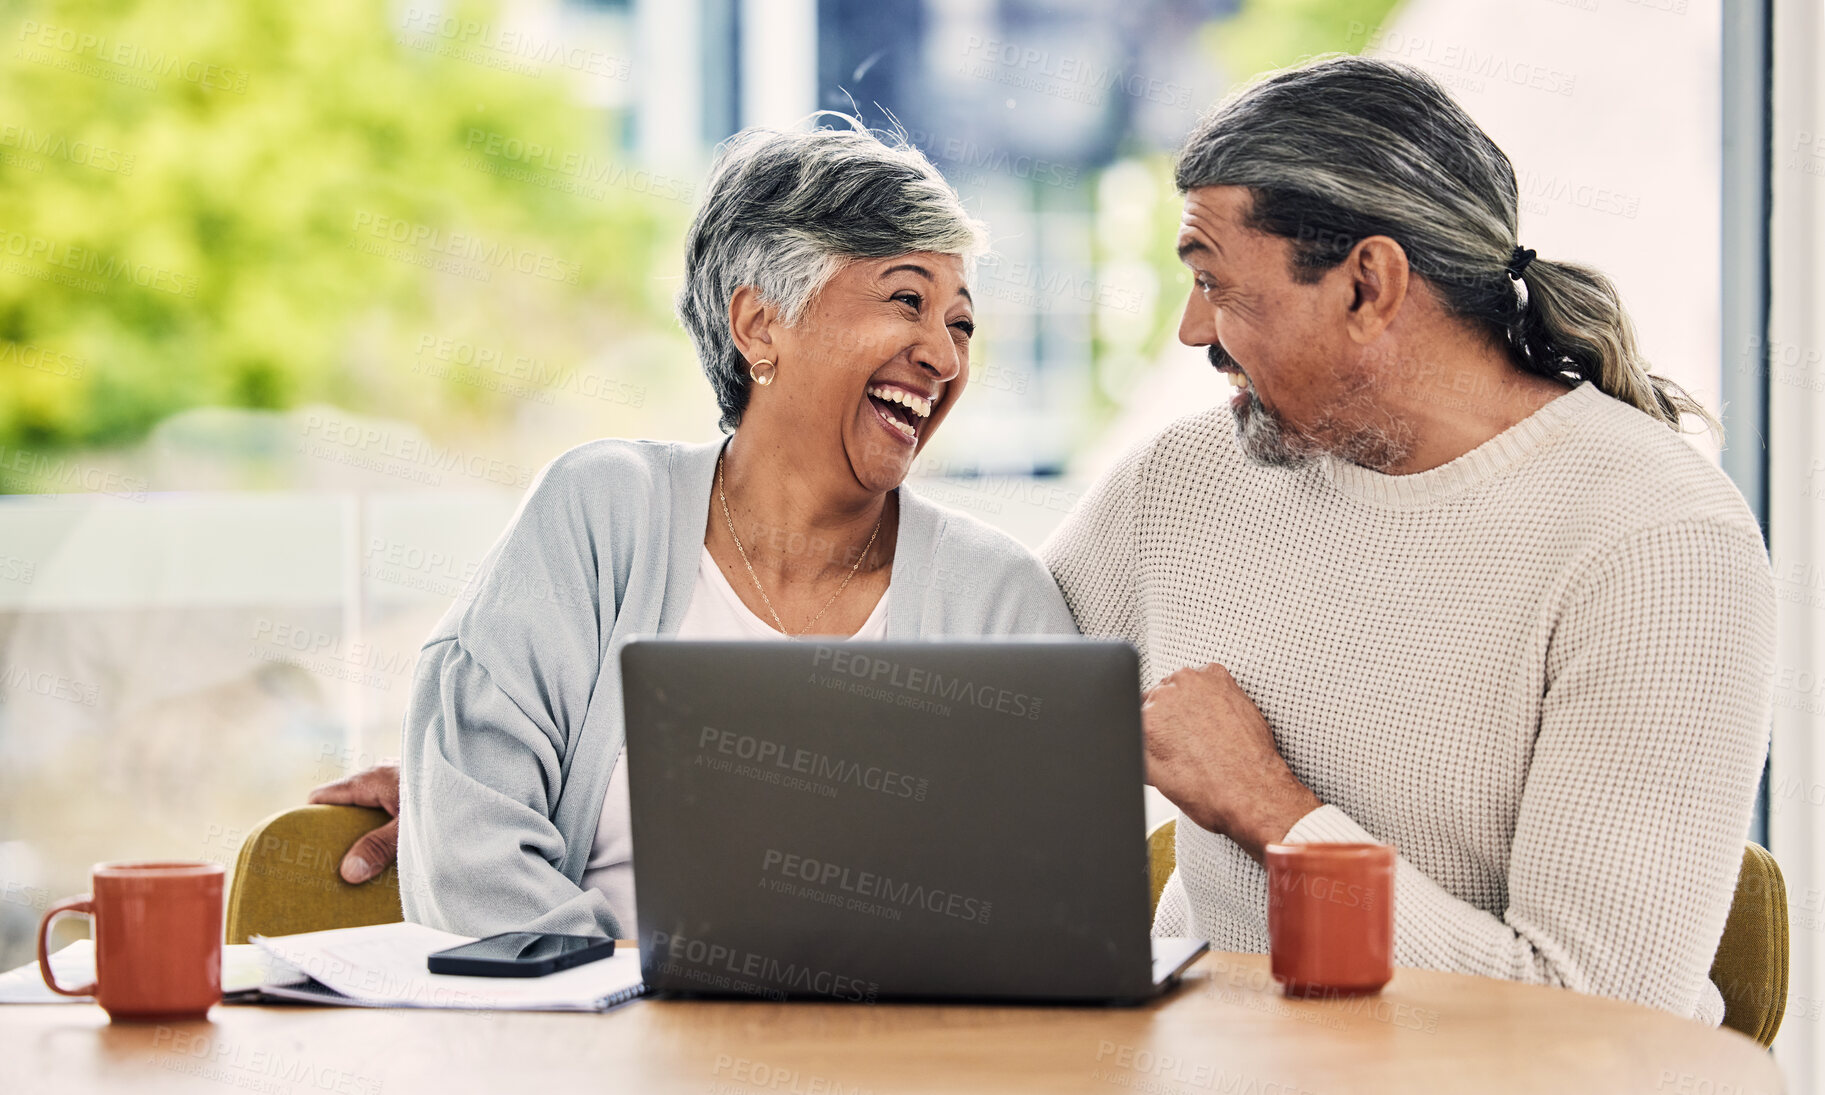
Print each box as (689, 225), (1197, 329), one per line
(1709, 842), (1788, 1048)
(1144, 820), (1788, 1049)
(225, 804), (404, 944)
(1147, 817), (1178, 918)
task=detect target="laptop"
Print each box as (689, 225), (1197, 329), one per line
(619, 638), (1208, 1003)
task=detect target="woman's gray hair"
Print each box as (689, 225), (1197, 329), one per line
(677, 115), (987, 432)
(1175, 54), (1714, 435)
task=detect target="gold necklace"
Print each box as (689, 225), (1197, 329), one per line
(717, 450), (883, 636)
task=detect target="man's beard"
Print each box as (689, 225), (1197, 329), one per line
(1212, 345), (1412, 472)
(1231, 388), (1321, 469)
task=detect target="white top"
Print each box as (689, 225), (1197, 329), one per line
(1041, 382), (1773, 1025)
(581, 546), (889, 933)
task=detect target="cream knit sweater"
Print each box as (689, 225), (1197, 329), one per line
(1042, 382), (1773, 1024)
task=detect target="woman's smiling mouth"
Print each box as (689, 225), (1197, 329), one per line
(866, 383), (933, 444)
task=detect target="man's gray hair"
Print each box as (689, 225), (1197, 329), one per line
(1176, 54), (1712, 434)
(677, 116), (987, 431)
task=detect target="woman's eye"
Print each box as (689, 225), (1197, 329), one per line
(950, 318), (975, 338)
(893, 291), (922, 310)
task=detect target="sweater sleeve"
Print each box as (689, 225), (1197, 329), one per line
(1285, 519), (1774, 1021)
(986, 543), (1081, 636)
(398, 454), (623, 939)
(1040, 440), (1153, 673)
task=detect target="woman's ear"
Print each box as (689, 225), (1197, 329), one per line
(1343, 235), (1411, 345)
(728, 286), (779, 365)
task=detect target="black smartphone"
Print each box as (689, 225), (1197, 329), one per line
(426, 932), (616, 978)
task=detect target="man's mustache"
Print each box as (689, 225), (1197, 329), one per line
(1207, 343), (1240, 373)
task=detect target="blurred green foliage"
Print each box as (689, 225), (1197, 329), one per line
(1207, 0), (1406, 78)
(0, 0), (679, 455)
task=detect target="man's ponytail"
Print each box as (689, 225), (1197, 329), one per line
(1510, 258), (1717, 436)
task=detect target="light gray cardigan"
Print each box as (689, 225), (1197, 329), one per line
(398, 437), (1079, 938)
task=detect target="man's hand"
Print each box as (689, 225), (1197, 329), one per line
(1141, 663), (1322, 863)
(307, 762), (401, 884)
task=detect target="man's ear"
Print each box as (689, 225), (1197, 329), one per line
(728, 285), (779, 365)
(1342, 235), (1411, 345)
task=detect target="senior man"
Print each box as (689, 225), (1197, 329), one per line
(1040, 55), (1771, 1024)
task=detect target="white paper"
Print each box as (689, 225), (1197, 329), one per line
(251, 922), (643, 1011)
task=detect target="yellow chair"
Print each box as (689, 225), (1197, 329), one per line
(225, 805), (403, 944)
(1142, 819), (1788, 1049)
(1710, 843), (1788, 1048)
(1146, 815), (1178, 917)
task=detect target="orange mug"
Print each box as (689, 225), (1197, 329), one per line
(38, 861), (225, 1021)
(1265, 842), (1395, 998)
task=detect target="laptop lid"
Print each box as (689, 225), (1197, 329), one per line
(621, 638), (1167, 1003)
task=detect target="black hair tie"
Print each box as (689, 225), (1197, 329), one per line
(1505, 245), (1537, 280)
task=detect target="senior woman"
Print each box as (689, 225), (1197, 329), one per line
(314, 120), (1078, 939)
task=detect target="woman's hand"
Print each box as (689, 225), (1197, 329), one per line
(1140, 663), (1322, 863)
(307, 762), (401, 884)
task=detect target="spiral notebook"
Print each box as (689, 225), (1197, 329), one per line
(248, 922), (645, 1011)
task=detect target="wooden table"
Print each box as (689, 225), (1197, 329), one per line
(0, 951), (1783, 1094)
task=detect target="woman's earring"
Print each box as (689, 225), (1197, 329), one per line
(749, 359), (776, 386)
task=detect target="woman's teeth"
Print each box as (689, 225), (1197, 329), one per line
(867, 385), (931, 442)
(868, 385), (933, 418)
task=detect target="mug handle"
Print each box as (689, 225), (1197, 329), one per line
(38, 895), (98, 997)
